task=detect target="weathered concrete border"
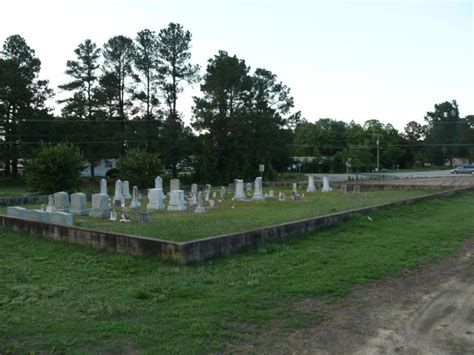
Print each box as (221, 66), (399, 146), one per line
(0, 195), (48, 207)
(1, 186), (473, 264)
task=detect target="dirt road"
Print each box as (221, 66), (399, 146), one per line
(240, 238), (474, 354)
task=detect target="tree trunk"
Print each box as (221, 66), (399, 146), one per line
(12, 158), (18, 176)
(90, 161), (96, 179)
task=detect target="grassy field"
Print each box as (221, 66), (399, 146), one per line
(1, 191), (473, 353)
(73, 188), (437, 242)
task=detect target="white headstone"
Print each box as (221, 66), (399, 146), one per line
(170, 179), (180, 192)
(110, 211), (118, 221)
(220, 186), (226, 199)
(233, 179), (246, 201)
(7, 206), (28, 219)
(191, 183), (198, 195)
(155, 176), (163, 189)
(122, 181), (132, 199)
(246, 182), (252, 192)
(279, 192), (286, 201)
(48, 211), (73, 226)
(100, 178), (108, 195)
(46, 195), (55, 212)
(70, 193), (88, 216)
(130, 186), (141, 209)
(306, 175), (317, 193)
(205, 184), (212, 201)
(209, 199), (215, 208)
(252, 177), (265, 201)
(167, 190), (186, 211)
(147, 188), (165, 210)
(194, 191), (206, 213)
(27, 209), (49, 223)
(268, 190), (274, 198)
(292, 183), (298, 194)
(322, 176), (333, 193)
(89, 193), (110, 218)
(53, 192), (69, 212)
(113, 180), (123, 203)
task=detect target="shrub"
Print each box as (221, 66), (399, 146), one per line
(25, 143), (87, 194)
(117, 149), (163, 188)
(105, 168), (120, 179)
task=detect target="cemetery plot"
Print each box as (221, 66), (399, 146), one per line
(73, 187), (438, 242)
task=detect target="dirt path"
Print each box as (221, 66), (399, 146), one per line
(238, 238), (474, 354)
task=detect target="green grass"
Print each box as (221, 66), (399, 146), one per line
(1, 191), (473, 353)
(73, 188), (437, 241)
(0, 177), (35, 197)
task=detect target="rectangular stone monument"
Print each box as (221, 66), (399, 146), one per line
(53, 191), (70, 212)
(353, 185), (361, 195)
(70, 193), (88, 216)
(194, 191), (206, 213)
(113, 179), (123, 203)
(233, 179), (246, 201)
(322, 176), (333, 192)
(278, 192), (286, 201)
(292, 183), (298, 194)
(122, 181), (132, 199)
(306, 175), (317, 192)
(246, 182), (252, 192)
(170, 179), (180, 192)
(220, 186), (226, 199)
(252, 177), (265, 201)
(209, 199), (215, 208)
(147, 188), (165, 210)
(89, 193), (111, 218)
(130, 186), (141, 209)
(167, 190), (186, 211)
(340, 184), (348, 194)
(46, 194), (55, 212)
(191, 183), (198, 195)
(268, 190), (274, 198)
(27, 209), (49, 223)
(100, 178), (108, 195)
(48, 211), (73, 226)
(7, 206), (28, 219)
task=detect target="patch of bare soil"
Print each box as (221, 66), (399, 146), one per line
(236, 238), (474, 354)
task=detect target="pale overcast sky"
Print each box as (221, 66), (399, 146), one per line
(1, 0), (472, 130)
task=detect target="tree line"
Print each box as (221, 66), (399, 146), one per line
(1, 24), (473, 183)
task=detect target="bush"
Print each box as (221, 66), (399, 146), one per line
(105, 168), (120, 179)
(117, 149), (163, 188)
(25, 144), (87, 194)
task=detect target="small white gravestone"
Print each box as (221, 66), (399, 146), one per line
(233, 179), (246, 201)
(113, 179), (123, 203)
(246, 182), (252, 192)
(204, 184), (212, 202)
(292, 183), (298, 194)
(89, 193), (110, 218)
(46, 194), (55, 212)
(209, 199), (215, 208)
(53, 192), (70, 212)
(279, 192), (286, 201)
(147, 188), (165, 210)
(48, 211), (73, 226)
(70, 193), (88, 216)
(167, 190), (186, 211)
(155, 176), (163, 189)
(195, 191), (206, 213)
(130, 186), (141, 209)
(268, 190), (274, 198)
(322, 176), (333, 193)
(170, 179), (180, 192)
(7, 207), (28, 219)
(191, 183), (198, 195)
(252, 177), (265, 201)
(122, 181), (132, 200)
(306, 175), (317, 193)
(353, 184), (361, 195)
(100, 178), (108, 195)
(340, 184), (348, 194)
(27, 209), (49, 223)
(212, 191), (217, 199)
(220, 186), (226, 199)
(121, 196), (126, 208)
(109, 211), (118, 221)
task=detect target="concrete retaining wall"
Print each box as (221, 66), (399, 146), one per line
(0, 195), (48, 207)
(1, 187), (472, 264)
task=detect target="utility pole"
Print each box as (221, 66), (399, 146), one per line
(376, 134), (380, 172)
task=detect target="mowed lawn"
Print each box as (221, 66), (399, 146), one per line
(1, 191), (473, 353)
(74, 188), (437, 241)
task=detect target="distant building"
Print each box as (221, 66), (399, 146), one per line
(80, 159), (117, 177)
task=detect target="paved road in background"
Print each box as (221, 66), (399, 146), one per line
(310, 170), (455, 182)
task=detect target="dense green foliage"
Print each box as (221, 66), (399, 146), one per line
(24, 143), (86, 194)
(116, 148), (163, 188)
(1, 30), (472, 182)
(0, 192), (473, 353)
